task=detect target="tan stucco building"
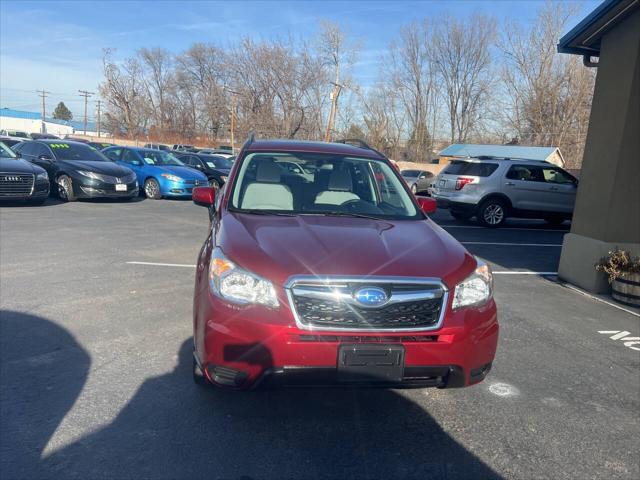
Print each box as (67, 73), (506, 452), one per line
(557, 0), (640, 293)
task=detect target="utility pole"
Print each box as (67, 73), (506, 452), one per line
(230, 94), (236, 153)
(96, 100), (102, 138)
(37, 89), (50, 133)
(78, 90), (94, 135)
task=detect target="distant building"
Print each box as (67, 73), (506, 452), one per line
(0, 108), (105, 137)
(438, 143), (565, 167)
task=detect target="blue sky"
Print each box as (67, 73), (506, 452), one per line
(0, 0), (600, 120)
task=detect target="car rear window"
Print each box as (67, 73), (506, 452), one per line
(443, 160), (498, 177)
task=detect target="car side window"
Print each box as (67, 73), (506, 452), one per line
(506, 165), (543, 182)
(542, 167), (575, 184)
(104, 148), (122, 161)
(122, 149), (139, 164)
(33, 143), (51, 158)
(182, 155), (197, 166)
(19, 142), (37, 156)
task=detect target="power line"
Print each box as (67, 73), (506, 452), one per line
(78, 90), (94, 134)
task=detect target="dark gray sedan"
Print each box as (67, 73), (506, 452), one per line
(401, 169), (435, 194)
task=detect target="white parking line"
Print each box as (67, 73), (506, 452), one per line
(461, 242), (562, 247)
(493, 271), (557, 275)
(441, 225), (570, 233)
(126, 261), (196, 268)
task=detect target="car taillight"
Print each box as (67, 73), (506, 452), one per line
(455, 177), (474, 190)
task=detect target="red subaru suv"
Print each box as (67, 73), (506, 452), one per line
(191, 138), (498, 389)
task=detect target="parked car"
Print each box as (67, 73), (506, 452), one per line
(102, 146), (208, 199)
(12, 140), (138, 202)
(30, 133), (60, 140)
(0, 129), (30, 139)
(0, 141), (50, 204)
(1, 136), (24, 149)
(89, 141), (115, 150)
(173, 152), (232, 189)
(144, 143), (170, 151)
(197, 148), (234, 158)
(431, 157), (578, 227)
(190, 138), (498, 390)
(172, 144), (195, 152)
(401, 169), (435, 194)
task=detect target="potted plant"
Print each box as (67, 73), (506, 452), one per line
(595, 249), (640, 307)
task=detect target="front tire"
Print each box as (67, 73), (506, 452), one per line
(144, 178), (162, 199)
(411, 183), (418, 194)
(57, 175), (76, 202)
(209, 179), (220, 189)
(478, 198), (507, 227)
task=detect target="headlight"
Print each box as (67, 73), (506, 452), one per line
(77, 170), (101, 180)
(161, 173), (182, 182)
(452, 259), (493, 310)
(209, 247), (278, 308)
(36, 171), (48, 180)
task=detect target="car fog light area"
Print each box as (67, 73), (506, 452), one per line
(452, 259), (493, 310)
(209, 247), (278, 307)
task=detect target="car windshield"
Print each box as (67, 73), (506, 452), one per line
(202, 155), (232, 169)
(49, 142), (108, 161)
(230, 152), (420, 219)
(140, 150), (184, 166)
(0, 142), (17, 158)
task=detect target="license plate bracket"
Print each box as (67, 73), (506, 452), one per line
(337, 344), (405, 383)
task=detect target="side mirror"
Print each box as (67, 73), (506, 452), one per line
(192, 186), (216, 208)
(14, 152), (22, 158)
(416, 196), (437, 214)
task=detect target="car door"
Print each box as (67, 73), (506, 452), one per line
(540, 166), (578, 213)
(30, 143), (57, 178)
(417, 171), (433, 191)
(504, 164), (555, 212)
(121, 149), (144, 179)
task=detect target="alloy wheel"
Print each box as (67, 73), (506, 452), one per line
(145, 180), (159, 198)
(483, 204), (504, 225)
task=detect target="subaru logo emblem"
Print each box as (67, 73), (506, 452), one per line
(353, 287), (388, 307)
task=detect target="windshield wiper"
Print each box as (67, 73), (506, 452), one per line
(310, 211), (383, 220)
(233, 209), (296, 217)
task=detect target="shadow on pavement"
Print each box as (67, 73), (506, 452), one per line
(1, 313), (502, 479)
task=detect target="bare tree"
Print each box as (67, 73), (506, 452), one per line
(387, 21), (438, 160)
(430, 13), (495, 143)
(499, 2), (595, 168)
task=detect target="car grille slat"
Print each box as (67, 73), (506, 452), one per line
(0, 173), (34, 196)
(288, 278), (447, 331)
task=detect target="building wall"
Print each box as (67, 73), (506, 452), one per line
(558, 8), (640, 293)
(0, 116), (41, 133)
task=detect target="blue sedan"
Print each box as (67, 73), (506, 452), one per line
(102, 146), (208, 199)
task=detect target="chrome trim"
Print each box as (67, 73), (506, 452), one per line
(285, 275), (449, 332)
(0, 172), (35, 196)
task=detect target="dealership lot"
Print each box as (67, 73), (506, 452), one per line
(1, 199), (639, 480)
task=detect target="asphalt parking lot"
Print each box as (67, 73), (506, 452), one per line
(1, 197), (639, 480)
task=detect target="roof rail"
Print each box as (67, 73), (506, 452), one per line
(243, 131), (256, 150)
(456, 154), (549, 163)
(335, 138), (387, 159)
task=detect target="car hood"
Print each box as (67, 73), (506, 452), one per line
(0, 157), (44, 174)
(217, 213), (476, 289)
(59, 160), (132, 176)
(152, 165), (208, 180)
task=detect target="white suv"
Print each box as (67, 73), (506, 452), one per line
(432, 157), (578, 227)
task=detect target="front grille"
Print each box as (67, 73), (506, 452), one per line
(0, 173), (34, 196)
(287, 277), (447, 331)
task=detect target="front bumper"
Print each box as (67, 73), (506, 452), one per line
(72, 178), (139, 198)
(194, 289), (498, 389)
(160, 180), (208, 197)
